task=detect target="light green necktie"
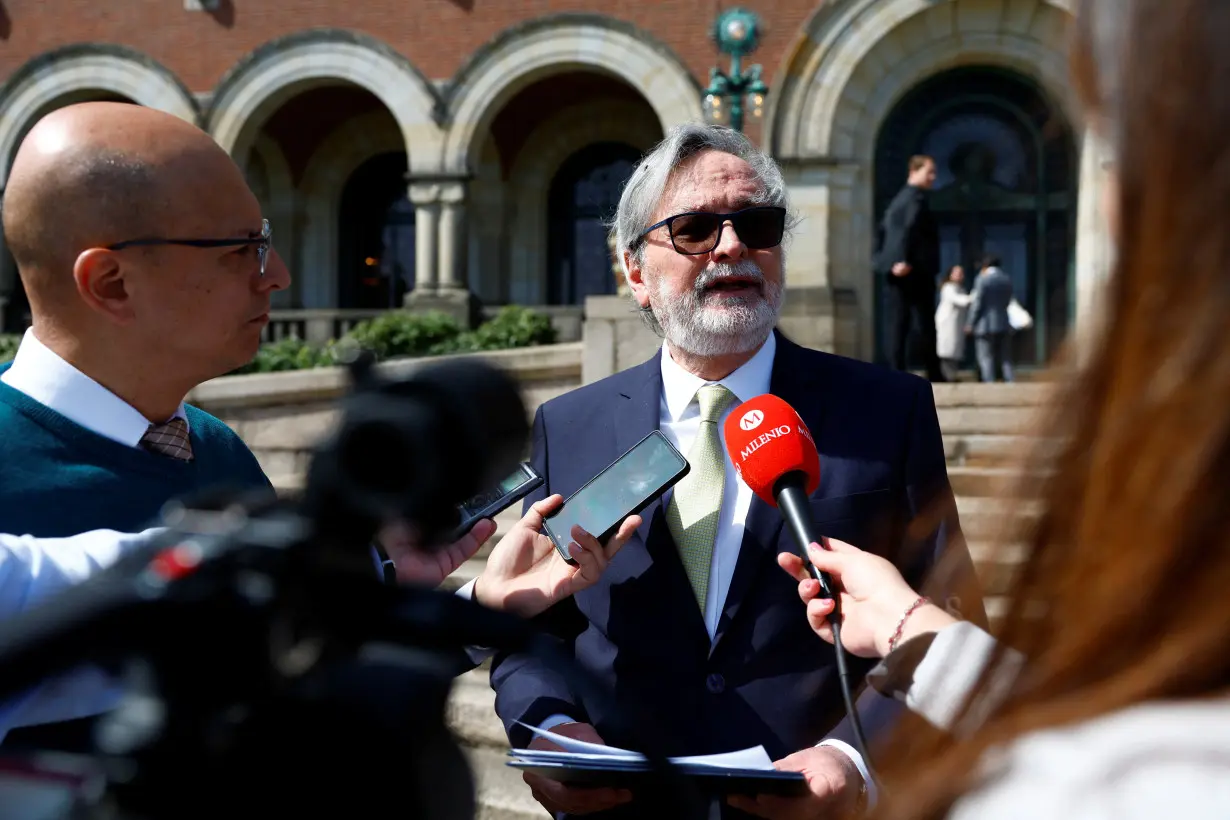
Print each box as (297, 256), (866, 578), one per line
(666, 383), (736, 610)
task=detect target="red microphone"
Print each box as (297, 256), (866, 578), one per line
(723, 394), (837, 603)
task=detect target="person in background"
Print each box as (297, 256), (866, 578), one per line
(934, 265), (972, 382)
(763, 0), (1230, 817)
(965, 254), (1015, 383)
(876, 155), (946, 382)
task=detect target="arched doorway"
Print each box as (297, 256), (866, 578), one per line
(874, 67), (1076, 370)
(547, 142), (642, 306)
(337, 152), (414, 309)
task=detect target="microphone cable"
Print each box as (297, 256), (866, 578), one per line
(829, 616), (875, 778)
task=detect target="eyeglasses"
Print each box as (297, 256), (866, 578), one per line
(106, 219), (273, 277)
(635, 206), (786, 256)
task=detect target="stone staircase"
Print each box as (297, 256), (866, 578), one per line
(444, 380), (1053, 819)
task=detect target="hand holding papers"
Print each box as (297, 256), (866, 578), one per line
(508, 722), (808, 796)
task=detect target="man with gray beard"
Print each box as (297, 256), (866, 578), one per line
(490, 124), (984, 820)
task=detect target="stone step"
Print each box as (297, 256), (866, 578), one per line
(447, 668), (508, 749)
(948, 465), (1050, 497)
(464, 745), (543, 820)
(930, 381), (1053, 408)
(936, 405), (1044, 437)
(956, 495), (1041, 544)
(943, 433), (1058, 467)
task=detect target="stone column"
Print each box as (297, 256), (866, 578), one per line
(1073, 129), (1116, 354)
(408, 182), (441, 293)
(775, 160), (862, 357)
(437, 180), (467, 291)
(404, 178), (481, 327)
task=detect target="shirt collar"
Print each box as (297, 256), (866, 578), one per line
(660, 331), (776, 422)
(2, 329), (188, 447)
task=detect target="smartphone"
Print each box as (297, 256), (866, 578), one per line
(446, 462), (544, 543)
(542, 430), (690, 565)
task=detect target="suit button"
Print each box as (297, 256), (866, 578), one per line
(706, 673), (725, 694)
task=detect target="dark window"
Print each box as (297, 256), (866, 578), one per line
(338, 152), (415, 310)
(547, 142), (642, 306)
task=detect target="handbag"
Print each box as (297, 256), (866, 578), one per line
(1007, 298), (1034, 331)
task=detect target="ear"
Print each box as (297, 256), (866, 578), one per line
(624, 248), (652, 309)
(73, 249), (135, 325)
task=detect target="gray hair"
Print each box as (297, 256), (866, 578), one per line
(609, 123), (794, 278)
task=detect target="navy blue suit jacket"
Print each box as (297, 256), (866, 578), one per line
(491, 333), (983, 815)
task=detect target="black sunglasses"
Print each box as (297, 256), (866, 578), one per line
(636, 206), (786, 256)
(106, 218), (272, 277)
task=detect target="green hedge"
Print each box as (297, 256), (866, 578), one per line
(231, 305), (557, 375)
(0, 334), (18, 364)
(0, 306), (558, 374)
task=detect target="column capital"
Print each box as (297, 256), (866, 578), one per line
(406, 174), (470, 205)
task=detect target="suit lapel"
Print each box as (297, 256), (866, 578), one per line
(711, 333), (830, 655)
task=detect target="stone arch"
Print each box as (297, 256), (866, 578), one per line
(766, 0), (1075, 360)
(441, 14), (701, 174)
(247, 134), (297, 308)
(502, 100), (662, 305)
(770, 0), (1073, 159)
(0, 44), (198, 186)
(206, 29), (444, 174)
(296, 111), (405, 308)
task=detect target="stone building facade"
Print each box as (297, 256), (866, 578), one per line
(0, 0), (1111, 367)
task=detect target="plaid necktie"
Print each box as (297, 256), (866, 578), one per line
(141, 417), (194, 462)
(666, 383), (736, 610)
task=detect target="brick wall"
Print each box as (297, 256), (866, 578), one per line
(0, 0), (818, 102)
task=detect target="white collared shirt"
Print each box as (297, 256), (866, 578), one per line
(0, 328), (188, 444)
(657, 331), (775, 637)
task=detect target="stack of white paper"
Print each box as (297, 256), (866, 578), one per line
(508, 720), (778, 771)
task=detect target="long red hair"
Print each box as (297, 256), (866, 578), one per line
(870, 1), (1230, 817)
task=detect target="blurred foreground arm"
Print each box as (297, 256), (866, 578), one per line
(0, 528), (165, 738)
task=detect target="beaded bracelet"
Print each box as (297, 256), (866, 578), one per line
(887, 596), (931, 654)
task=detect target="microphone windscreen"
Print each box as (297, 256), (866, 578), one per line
(722, 394), (820, 506)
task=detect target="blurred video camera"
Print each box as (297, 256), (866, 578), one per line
(0, 351), (534, 819)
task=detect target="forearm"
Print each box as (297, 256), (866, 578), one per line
(491, 648), (586, 748)
(0, 528), (165, 620)
(867, 620), (1017, 734)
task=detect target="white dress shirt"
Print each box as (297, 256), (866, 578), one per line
(1, 329), (188, 442)
(536, 335), (872, 798)
(0, 528), (165, 740)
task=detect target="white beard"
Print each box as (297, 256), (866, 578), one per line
(646, 260), (784, 357)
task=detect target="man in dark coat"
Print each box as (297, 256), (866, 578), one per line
(875, 155), (946, 382)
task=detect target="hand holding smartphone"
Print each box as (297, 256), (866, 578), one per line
(542, 431), (690, 565)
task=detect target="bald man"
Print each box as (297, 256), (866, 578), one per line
(0, 102), (284, 540)
(0, 103), (284, 749)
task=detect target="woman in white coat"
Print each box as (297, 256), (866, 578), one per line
(934, 265), (972, 381)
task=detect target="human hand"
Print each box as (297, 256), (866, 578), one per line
(891, 262), (911, 277)
(523, 723), (634, 815)
(377, 517), (496, 587)
(475, 495), (641, 618)
(727, 745), (864, 819)
(778, 538), (956, 658)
